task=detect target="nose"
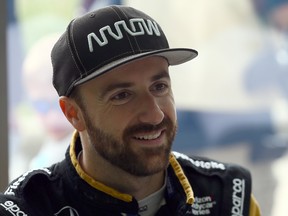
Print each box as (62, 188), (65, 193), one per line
(137, 93), (165, 125)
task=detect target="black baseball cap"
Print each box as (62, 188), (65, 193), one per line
(51, 5), (198, 96)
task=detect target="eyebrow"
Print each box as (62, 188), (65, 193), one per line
(151, 70), (170, 82)
(100, 70), (170, 98)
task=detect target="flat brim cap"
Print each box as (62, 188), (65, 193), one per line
(51, 5), (198, 96)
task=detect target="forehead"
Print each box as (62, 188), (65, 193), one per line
(80, 56), (169, 91)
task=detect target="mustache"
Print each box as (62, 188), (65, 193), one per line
(123, 116), (173, 136)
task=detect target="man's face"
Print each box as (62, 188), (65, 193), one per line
(77, 56), (177, 176)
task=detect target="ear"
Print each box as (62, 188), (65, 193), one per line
(59, 96), (85, 131)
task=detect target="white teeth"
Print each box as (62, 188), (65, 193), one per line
(134, 131), (161, 140)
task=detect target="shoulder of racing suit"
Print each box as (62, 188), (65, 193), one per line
(0, 165), (59, 216)
(170, 151), (253, 216)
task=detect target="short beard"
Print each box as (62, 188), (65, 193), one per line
(83, 112), (176, 177)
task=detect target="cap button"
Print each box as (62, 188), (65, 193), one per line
(89, 13), (95, 18)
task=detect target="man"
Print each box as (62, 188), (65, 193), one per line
(0, 5), (261, 216)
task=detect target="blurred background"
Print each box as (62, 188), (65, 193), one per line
(2, 0), (288, 215)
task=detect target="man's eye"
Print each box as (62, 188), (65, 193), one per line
(152, 83), (169, 94)
(156, 83), (167, 90)
(111, 92), (131, 101)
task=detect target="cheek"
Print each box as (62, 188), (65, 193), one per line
(159, 95), (177, 122)
(167, 103), (177, 123)
(166, 93), (176, 110)
(93, 106), (130, 134)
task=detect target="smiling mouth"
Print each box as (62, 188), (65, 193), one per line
(133, 130), (162, 140)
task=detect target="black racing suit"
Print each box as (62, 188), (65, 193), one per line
(0, 133), (260, 216)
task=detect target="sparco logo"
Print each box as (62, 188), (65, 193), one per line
(87, 18), (161, 51)
(0, 200), (27, 216)
(232, 178), (245, 216)
(54, 206), (79, 216)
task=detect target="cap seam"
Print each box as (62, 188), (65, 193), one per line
(68, 20), (88, 76)
(115, 6), (142, 53)
(110, 6), (136, 54)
